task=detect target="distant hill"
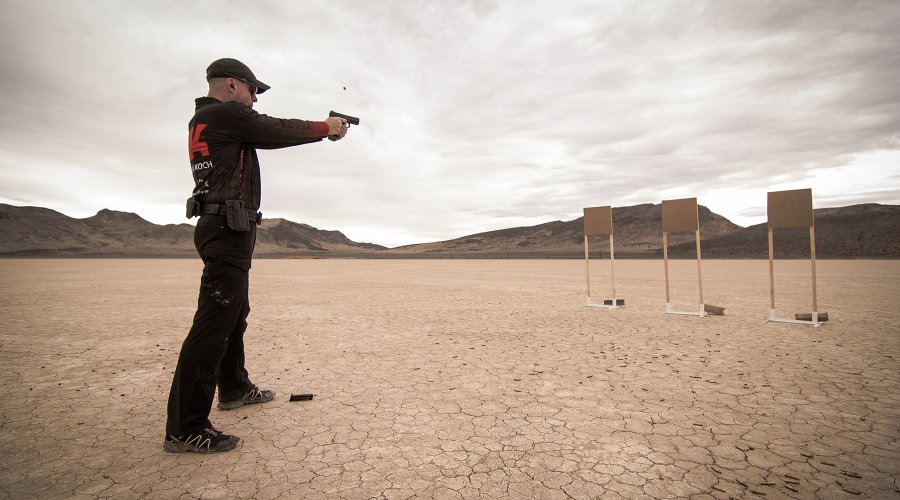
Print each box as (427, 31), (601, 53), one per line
(386, 203), (900, 259)
(1, 202), (897, 258)
(667, 203), (900, 259)
(0, 204), (385, 257)
(386, 203), (743, 258)
(254, 218), (385, 254)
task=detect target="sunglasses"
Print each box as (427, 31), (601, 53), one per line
(222, 73), (257, 95)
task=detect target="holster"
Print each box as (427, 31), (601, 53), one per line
(225, 200), (251, 232)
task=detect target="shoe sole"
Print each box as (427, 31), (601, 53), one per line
(163, 437), (240, 453)
(216, 400), (246, 410)
(217, 393), (275, 411)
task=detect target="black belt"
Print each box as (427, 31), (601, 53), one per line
(198, 203), (262, 223)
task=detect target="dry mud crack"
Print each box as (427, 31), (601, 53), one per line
(1, 259), (898, 499)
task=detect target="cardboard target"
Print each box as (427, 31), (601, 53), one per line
(661, 197), (699, 233)
(768, 188), (813, 229)
(583, 206), (613, 236)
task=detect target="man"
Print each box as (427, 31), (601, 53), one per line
(164, 58), (349, 453)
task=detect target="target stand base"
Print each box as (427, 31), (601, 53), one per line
(766, 309), (826, 327)
(665, 303), (708, 318)
(584, 297), (625, 309)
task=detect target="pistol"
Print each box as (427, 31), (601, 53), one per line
(328, 110), (360, 141)
(329, 110), (360, 125)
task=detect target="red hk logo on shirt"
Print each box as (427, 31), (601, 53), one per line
(189, 124), (209, 158)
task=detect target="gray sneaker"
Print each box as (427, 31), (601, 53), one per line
(217, 387), (275, 410)
(163, 425), (240, 453)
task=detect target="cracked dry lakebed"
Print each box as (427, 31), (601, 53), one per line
(1, 259), (898, 499)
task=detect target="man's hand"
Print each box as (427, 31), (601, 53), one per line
(325, 116), (348, 140)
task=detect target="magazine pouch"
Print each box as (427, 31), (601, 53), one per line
(225, 200), (251, 232)
(186, 197), (201, 218)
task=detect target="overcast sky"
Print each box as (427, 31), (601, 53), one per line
(1, 0), (898, 247)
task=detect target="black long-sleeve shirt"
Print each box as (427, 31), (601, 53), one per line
(188, 96), (329, 211)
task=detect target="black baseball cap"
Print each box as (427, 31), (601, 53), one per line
(206, 58), (270, 94)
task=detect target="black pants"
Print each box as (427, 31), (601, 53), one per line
(166, 218), (256, 437)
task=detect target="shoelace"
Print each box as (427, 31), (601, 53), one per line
(168, 425), (224, 451)
(185, 433), (211, 450)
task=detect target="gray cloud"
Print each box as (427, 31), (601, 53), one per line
(1, 0), (898, 246)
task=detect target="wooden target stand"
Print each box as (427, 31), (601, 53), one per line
(582, 206), (624, 309)
(661, 198), (724, 318)
(766, 188), (828, 327)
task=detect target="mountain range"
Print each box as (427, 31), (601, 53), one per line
(1, 203), (898, 258)
(0, 204), (383, 257)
